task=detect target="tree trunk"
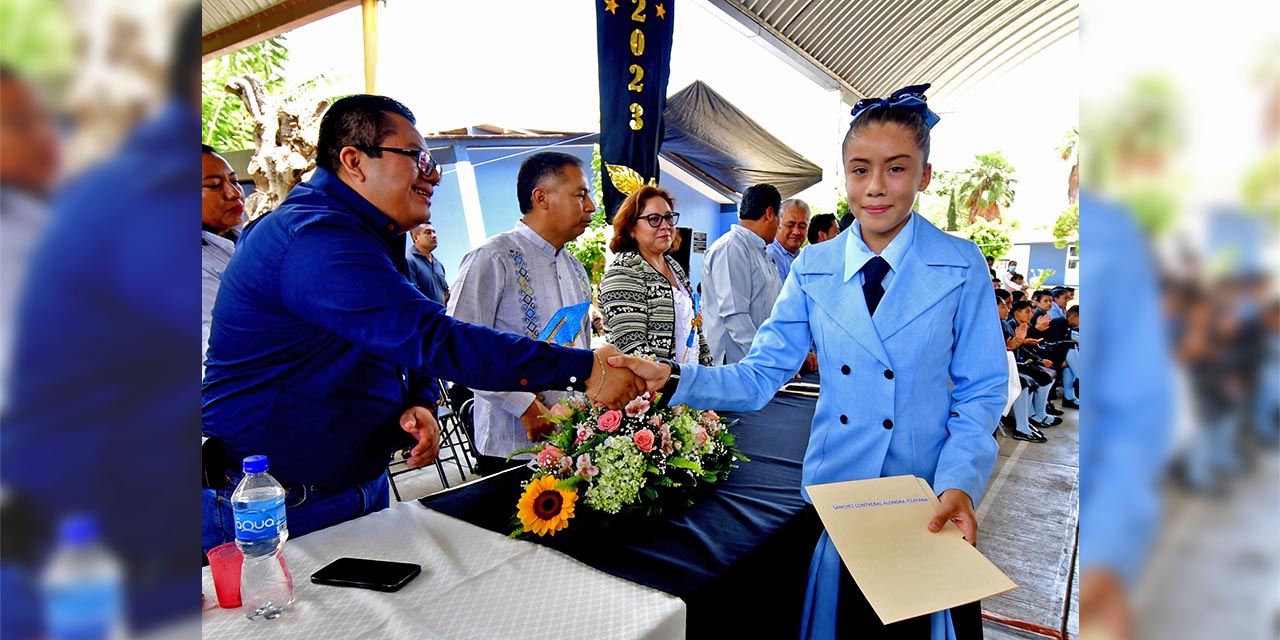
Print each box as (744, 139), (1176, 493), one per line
(225, 75), (329, 221)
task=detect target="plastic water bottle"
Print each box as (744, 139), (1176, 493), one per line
(41, 514), (125, 640)
(231, 455), (294, 619)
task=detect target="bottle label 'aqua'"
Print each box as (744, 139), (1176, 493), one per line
(234, 498), (286, 541)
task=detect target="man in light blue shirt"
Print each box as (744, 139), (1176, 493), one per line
(701, 183), (784, 364)
(767, 198), (810, 282)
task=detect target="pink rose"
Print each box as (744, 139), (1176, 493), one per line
(633, 429), (656, 453)
(598, 410), (623, 433)
(537, 445), (564, 469)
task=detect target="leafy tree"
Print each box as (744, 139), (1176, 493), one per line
(1052, 203), (1078, 249)
(566, 145), (609, 286)
(962, 218), (1013, 260)
(201, 37), (289, 152)
(921, 169), (965, 231)
(958, 152), (1018, 224)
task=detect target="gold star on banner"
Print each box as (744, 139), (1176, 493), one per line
(656, 3), (666, 18)
(604, 0), (619, 14)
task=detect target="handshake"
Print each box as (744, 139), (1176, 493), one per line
(583, 345), (675, 409)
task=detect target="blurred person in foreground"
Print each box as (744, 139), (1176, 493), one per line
(201, 144), (244, 366)
(598, 185), (712, 366)
(0, 5), (202, 636)
(1076, 192), (1174, 640)
(202, 98), (648, 553)
(0, 64), (62, 406)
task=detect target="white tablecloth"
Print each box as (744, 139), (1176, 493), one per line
(201, 502), (685, 639)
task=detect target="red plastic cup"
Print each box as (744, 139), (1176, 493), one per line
(207, 542), (243, 608)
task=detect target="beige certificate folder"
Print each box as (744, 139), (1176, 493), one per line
(806, 475), (1017, 624)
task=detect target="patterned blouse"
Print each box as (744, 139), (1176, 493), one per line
(599, 251), (713, 366)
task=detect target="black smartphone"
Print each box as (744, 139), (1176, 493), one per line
(310, 557), (421, 592)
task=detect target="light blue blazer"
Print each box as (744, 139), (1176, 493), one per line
(669, 213), (1007, 639)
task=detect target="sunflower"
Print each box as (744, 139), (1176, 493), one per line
(516, 475), (577, 536)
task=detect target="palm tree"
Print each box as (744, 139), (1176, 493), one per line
(959, 152), (1018, 224)
(1056, 126), (1079, 205)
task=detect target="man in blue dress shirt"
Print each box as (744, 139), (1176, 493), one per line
(201, 95), (644, 552)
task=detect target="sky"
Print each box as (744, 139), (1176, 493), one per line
(278, 0), (1081, 231)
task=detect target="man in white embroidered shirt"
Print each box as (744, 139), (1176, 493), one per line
(701, 183), (784, 364)
(447, 151), (595, 474)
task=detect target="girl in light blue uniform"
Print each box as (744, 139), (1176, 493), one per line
(649, 85), (1007, 639)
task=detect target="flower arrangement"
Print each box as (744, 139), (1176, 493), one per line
(510, 392), (746, 537)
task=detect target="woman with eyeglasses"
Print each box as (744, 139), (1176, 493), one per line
(599, 186), (712, 366)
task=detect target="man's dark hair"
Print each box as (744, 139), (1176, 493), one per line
(1011, 290), (1026, 303)
(1033, 290), (1052, 302)
(986, 256), (995, 264)
(316, 94), (417, 174)
(202, 144), (217, 154)
(842, 106), (931, 166)
(807, 213), (837, 244)
(994, 288), (1012, 303)
(1011, 300), (1034, 315)
(740, 183), (781, 221)
(517, 151), (584, 214)
(1066, 305), (1079, 318)
(170, 3), (201, 100)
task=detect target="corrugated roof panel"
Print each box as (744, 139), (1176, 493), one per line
(714, 0), (1078, 106)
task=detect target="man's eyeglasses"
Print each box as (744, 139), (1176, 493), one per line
(638, 212), (680, 228)
(358, 146), (440, 177)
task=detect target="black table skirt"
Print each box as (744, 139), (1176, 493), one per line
(424, 382), (824, 637)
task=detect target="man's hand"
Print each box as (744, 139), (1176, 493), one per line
(1015, 321), (1029, 341)
(521, 399), (554, 442)
(928, 489), (978, 546)
(1035, 314), (1051, 331)
(605, 353), (671, 393)
(399, 406), (441, 469)
(1079, 569), (1132, 640)
(803, 352), (820, 374)
(585, 344), (647, 409)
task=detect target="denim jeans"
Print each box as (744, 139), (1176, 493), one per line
(202, 471), (390, 556)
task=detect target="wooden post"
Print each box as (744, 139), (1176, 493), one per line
(362, 0), (379, 93)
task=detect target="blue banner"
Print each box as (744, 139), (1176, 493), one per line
(596, 0), (675, 220)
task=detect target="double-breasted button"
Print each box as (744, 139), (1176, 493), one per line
(839, 414), (848, 424)
(883, 369), (894, 380)
(882, 419), (894, 429)
(841, 365), (851, 375)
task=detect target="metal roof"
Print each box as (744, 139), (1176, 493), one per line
(704, 0), (1078, 106)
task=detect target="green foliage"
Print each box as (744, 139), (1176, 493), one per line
(958, 152), (1019, 221)
(0, 0), (75, 92)
(835, 188), (850, 219)
(1052, 203), (1079, 249)
(921, 169), (965, 231)
(566, 144), (610, 286)
(201, 37), (290, 152)
(962, 218), (1013, 260)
